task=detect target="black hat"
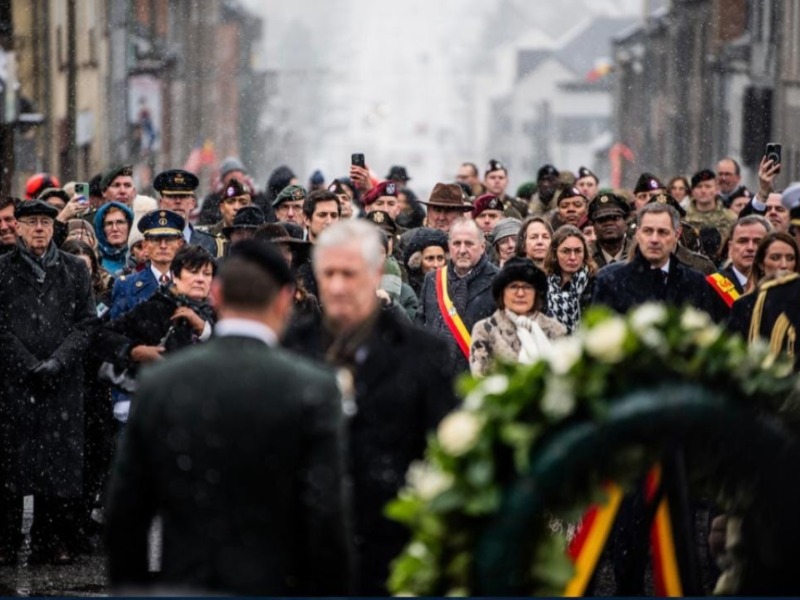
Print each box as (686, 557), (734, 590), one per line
(223, 205), (266, 238)
(101, 164), (134, 191)
(255, 223), (310, 246)
(557, 186), (587, 205)
(491, 257), (548, 303)
(221, 177), (251, 200)
(588, 193), (630, 221)
(15, 199), (58, 219)
(790, 205), (800, 227)
(386, 165), (411, 181)
(690, 169), (716, 189)
(364, 210), (397, 234)
(137, 209), (185, 237)
(37, 187), (71, 205)
(646, 192), (686, 218)
(485, 159), (507, 176)
(633, 172), (665, 194)
(577, 166), (598, 182)
(537, 164), (559, 181)
(227, 239), (293, 287)
(153, 169), (199, 196)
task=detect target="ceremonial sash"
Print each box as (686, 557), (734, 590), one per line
(435, 267), (472, 358)
(706, 273), (740, 308)
(564, 482), (624, 596)
(645, 465), (683, 597)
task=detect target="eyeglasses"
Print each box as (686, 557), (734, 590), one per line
(507, 283), (534, 293)
(18, 217), (54, 227)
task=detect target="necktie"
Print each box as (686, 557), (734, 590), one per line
(160, 274), (170, 285)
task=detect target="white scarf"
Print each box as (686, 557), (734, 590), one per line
(504, 309), (552, 364)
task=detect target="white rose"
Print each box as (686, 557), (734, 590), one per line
(407, 541), (429, 560)
(630, 303), (666, 335)
(438, 410), (483, 456)
(583, 318), (628, 363)
(548, 336), (583, 375)
(463, 389), (484, 411)
(407, 461), (454, 501)
(482, 374), (509, 396)
(680, 307), (711, 331)
(693, 325), (721, 348)
(541, 376), (576, 419)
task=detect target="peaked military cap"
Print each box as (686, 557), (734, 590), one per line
(153, 169), (199, 196)
(101, 164), (134, 191)
(15, 198), (58, 219)
(633, 172), (665, 194)
(223, 205), (266, 238)
(273, 184), (307, 208)
(588, 192), (630, 221)
(647, 192), (686, 218)
(137, 209), (185, 237)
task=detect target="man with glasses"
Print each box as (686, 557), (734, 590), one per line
(587, 193), (632, 268)
(716, 157), (742, 207)
(0, 199), (95, 566)
(272, 184), (307, 226)
(154, 169), (224, 257)
(94, 201), (134, 275)
(110, 209), (186, 319)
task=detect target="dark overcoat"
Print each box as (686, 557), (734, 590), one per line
(0, 245), (95, 497)
(284, 308), (459, 594)
(105, 335), (351, 595)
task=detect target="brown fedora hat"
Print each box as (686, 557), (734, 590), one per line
(421, 183), (473, 211)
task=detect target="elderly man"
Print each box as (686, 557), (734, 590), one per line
(273, 185), (306, 225)
(416, 217), (500, 375)
(592, 202), (715, 315)
(419, 182), (473, 233)
(0, 199), (95, 565)
(283, 220), (457, 595)
(708, 215), (771, 322)
(106, 240), (350, 595)
(153, 169), (224, 257)
(716, 157), (742, 206)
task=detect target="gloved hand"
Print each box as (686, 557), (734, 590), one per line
(30, 358), (62, 378)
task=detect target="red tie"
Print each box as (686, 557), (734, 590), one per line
(160, 274), (170, 285)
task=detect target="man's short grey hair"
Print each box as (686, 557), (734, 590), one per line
(734, 214), (772, 233)
(636, 202), (680, 231)
(313, 219), (384, 272)
(449, 217), (485, 243)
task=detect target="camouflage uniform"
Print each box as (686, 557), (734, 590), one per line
(528, 193), (557, 218)
(684, 200), (736, 241)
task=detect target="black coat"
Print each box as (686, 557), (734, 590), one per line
(284, 308), (459, 594)
(592, 250), (716, 315)
(415, 254), (499, 376)
(0, 246), (95, 497)
(105, 335), (351, 595)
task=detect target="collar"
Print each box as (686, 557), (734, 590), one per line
(150, 264), (170, 281)
(731, 266), (748, 287)
(659, 258), (670, 274)
(183, 223), (192, 243)
(215, 318), (277, 347)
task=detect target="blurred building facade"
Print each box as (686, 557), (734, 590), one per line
(613, 0), (800, 187)
(2, 0), (268, 196)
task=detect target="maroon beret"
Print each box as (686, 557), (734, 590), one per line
(361, 180), (398, 206)
(472, 193), (504, 218)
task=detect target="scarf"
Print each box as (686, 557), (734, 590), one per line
(448, 253), (489, 317)
(546, 267), (590, 334)
(17, 240), (60, 283)
(323, 308), (380, 373)
(504, 309), (553, 364)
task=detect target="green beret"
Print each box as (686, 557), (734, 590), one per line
(101, 164), (134, 191)
(273, 184), (307, 208)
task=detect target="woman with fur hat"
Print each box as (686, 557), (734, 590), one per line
(469, 257), (565, 377)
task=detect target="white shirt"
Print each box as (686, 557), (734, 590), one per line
(214, 318), (277, 347)
(151, 264), (170, 283)
(732, 266), (748, 287)
(183, 224), (192, 244)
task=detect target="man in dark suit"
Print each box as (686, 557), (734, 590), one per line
(105, 240), (351, 595)
(592, 201), (716, 316)
(284, 219), (458, 595)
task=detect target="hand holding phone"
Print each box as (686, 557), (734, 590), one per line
(351, 153), (365, 168)
(765, 143), (782, 173)
(74, 182), (90, 205)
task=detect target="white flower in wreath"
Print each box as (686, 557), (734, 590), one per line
(438, 410), (483, 456)
(583, 317), (628, 363)
(680, 307), (711, 331)
(541, 376), (576, 419)
(482, 374), (509, 396)
(548, 336), (584, 375)
(693, 325), (721, 348)
(407, 461), (454, 501)
(629, 303), (667, 348)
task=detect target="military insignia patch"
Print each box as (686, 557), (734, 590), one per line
(649, 179), (660, 190)
(654, 193), (668, 204)
(174, 173), (185, 184)
(386, 182), (396, 195)
(600, 195), (609, 203)
(227, 187), (234, 196)
(292, 188), (305, 201)
(135, 281), (143, 288)
(373, 211), (385, 223)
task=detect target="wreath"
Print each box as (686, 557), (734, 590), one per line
(387, 304), (799, 596)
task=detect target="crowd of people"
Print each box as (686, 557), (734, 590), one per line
(0, 151), (799, 595)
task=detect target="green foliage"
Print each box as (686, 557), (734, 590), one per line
(387, 304), (796, 596)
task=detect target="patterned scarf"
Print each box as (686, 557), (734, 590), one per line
(448, 254), (489, 317)
(546, 267), (589, 334)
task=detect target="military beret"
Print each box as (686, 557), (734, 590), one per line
(485, 159), (507, 176)
(633, 172), (665, 194)
(362, 181), (398, 207)
(577, 166), (598, 182)
(37, 187), (71, 205)
(537, 164), (559, 181)
(227, 239), (293, 287)
(137, 209), (185, 237)
(588, 193), (631, 221)
(273, 184), (306, 208)
(516, 181), (538, 200)
(15, 199), (58, 219)
(221, 178), (251, 200)
(101, 164), (134, 191)
(327, 179), (348, 195)
(153, 169), (199, 196)
(690, 169), (716, 189)
(364, 209), (397, 234)
(647, 192), (686, 218)
(223, 205), (266, 238)
(472, 193), (504, 218)
(557, 186), (587, 205)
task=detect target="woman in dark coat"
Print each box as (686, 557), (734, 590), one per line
(544, 225), (597, 333)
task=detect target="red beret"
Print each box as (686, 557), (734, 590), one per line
(362, 180), (398, 206)
(472, 193), (504, 218)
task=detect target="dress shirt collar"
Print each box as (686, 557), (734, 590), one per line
(214, 318), (277, 347)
